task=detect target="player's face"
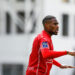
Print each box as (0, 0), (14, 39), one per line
(45, 18), (59, 35)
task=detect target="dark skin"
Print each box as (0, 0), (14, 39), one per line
(43, 18), (75, 69)
(44, 18), (59, 36)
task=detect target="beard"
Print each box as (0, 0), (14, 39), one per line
(49, 31), (58, 35)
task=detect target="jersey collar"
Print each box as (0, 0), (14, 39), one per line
(42, 30), (51, 38)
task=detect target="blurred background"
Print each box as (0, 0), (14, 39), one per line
(0, 0), (75, 75)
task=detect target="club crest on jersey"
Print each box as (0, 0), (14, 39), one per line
(42, 42), (48, 48)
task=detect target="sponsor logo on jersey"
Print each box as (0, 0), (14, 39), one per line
(42, 42), (48, 48)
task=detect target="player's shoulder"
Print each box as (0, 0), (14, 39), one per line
(36, 33), (47, 41)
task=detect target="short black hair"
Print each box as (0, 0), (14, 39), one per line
(42, 15), (56, 25)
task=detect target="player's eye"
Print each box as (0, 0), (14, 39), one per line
(54, 23), (58, 25)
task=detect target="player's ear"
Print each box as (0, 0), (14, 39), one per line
(45, 23), (47, 25)
(44, 22), (48, 26)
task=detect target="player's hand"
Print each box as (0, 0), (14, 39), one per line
(60, 65), (75, 69)
(67, 51), (75, 56)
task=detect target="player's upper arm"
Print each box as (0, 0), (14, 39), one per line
(39, 38), (67, 59)
(39, 38), (50, 58)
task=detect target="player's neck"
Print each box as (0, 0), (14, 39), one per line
(44, 29), (52, 37)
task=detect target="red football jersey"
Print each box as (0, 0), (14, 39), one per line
(26, 30), (67, 75)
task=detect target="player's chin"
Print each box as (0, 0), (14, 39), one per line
(54, 33), (58, 35)
(54, 32), (58, 35)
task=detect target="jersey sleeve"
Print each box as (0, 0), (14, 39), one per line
(40, 38), (67, 59)
(53, 59), (61, 67)
(40, 38), (50, 51)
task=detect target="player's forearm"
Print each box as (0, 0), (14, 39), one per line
(41, 49), (67, 59)
(53, 59), (61, 67)
(67, 51), (75, 56)
(59, 65), (75, 69)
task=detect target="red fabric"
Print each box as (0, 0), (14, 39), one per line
(41, 49), (67, 59)
(26, 30), (67, 75)
(53, 59), (61, 67)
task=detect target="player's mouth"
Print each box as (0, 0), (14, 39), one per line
(56, 30), (58, 33)
(55, 29), (59, 33)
